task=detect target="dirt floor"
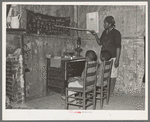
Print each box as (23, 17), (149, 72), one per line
(22, 91), (145, 110)
(9, 83), (145, 110)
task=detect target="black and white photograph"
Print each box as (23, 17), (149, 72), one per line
(2, 1), (148, 120)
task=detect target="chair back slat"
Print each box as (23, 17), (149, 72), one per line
(87, 63), (97, 68)
(105, 61), (112, 65)
(83, 61), (98, 89)
(103, 75), (110, 82)
(86, 80), (95, 86)
(104, 69), (111, 74)
(86, 71), (97, 77)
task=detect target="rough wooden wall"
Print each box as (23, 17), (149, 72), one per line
(116, 38), (144, 95)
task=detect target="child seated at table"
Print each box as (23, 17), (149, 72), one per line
(61, 50), (97, 100)
(97, 50), (112, 86)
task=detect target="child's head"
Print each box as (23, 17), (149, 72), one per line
(85, 50), (97, 62)
(100, 50), (112, 61)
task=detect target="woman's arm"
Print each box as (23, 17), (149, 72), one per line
(89, 30), (102, 45)
(114, 48), (121, 68)
(94, 34), (101, 45)
(114, 31), (121, 68)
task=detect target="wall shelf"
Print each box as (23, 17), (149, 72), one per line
(6, 28), (26, 34)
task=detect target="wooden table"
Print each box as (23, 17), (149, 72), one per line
(46, 57), (85, 95)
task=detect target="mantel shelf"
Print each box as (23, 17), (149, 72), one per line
(6, 28), (26, 34)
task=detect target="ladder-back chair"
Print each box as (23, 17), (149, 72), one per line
(65, 61), (98, 110)
(96, 59), (113, 109)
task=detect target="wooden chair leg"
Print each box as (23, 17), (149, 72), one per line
(85, 93), (87, 106)
(93, 90), (96, 110)
(65, 89), (68, 109)
(83, 92), (86, 110)
(106, 80), (110, 105)
(100, 86), (103, 109)
(100, 97), (103, 109)
(106, 93), (109, 105)
(78, 93), (82, 109)
(65, 105), (68, 109)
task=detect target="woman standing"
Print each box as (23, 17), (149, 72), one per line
(89, 16), (122, 96)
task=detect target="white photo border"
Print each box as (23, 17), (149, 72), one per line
(2, 1), (148, 120)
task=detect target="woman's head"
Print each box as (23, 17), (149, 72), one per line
(100, 50), (112, 61)
(104, 16), (115, 30)
(85, 50), (97, 62)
